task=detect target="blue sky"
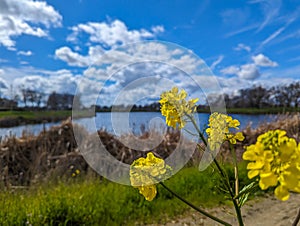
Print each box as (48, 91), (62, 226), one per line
(0, 0), (299, 106)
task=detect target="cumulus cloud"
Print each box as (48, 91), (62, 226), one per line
(83, 67), (108, 80)
(221, 53), (278, 80)
(66, 19), (163, 48)
(54, 40), (216, 105)
(12, 70), (80, 98)
(221, 64), (261, 80)
(0, 0), (62, 49)
(252, 53), (278, 67)
(55, 42), (202, 76)
(220, 65), (240, 75)
(0, 76), (8, 89)
(237, 64), (260, 80)
(234, 43), (251, 52)
(55, 47), (90, 67)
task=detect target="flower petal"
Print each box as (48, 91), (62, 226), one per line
(274, 185), (290, 201)
(259, 172), (278, 190)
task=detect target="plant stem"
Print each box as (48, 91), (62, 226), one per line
(229, 142), (239, 198)
(292, 207), (300, 226)
(159, 182), (232, 226)
(186, 113), (244, 226)
(213, 158), (244, 226)
(186, 114), (207, 146)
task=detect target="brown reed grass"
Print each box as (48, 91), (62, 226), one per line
(1, 113), (298, 187)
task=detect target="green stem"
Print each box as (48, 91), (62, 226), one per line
(185, 114), (207, 146)
(213, 156), (244, 226)
(159, 182), (232, 226)
(186, 113), (244, 226)
(229, 141), (239, 198)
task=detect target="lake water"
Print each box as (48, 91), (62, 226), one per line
(0, 112), (276, 138)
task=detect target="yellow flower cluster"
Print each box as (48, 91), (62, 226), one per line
(159, 87), (198, 129)
(130, 152), (172, 201)
(206, 112), (244, 151)
(243, 130), (300, 201)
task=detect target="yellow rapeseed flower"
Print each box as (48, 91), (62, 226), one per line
(206, 112), (244, 150)
(130, 152), (172, 201)
(243, 130), (300, 201)
(159, 87), (198, 129)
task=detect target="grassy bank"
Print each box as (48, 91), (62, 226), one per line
(0, 110), (72, 128)
(1, 113), (297, 225)
(0, 165), (255, 226)
(0, 110), (73, 119)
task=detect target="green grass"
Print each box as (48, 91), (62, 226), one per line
(0, 110), (72, 120)
(0, 164), (258, 226)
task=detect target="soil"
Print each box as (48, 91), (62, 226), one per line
(148, 193), (300, 226)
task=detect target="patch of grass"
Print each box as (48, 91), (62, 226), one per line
(0, 110), (72, 120)
(0, 164), (257, 225)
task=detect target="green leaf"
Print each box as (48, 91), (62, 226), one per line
(235, 182), (258, 207)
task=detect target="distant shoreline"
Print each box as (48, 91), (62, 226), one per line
(0, 108), (299, 128)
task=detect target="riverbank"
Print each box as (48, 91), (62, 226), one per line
(0, 110), (94, 128)
(0, 114), (299, 225)
(0, 110), (71, 128)
(0, 107), (299, 128)
(0, 113), (299, 186)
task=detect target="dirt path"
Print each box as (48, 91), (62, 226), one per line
(148, 193), (300, 226)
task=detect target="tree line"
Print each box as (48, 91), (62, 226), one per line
(207, 82), (300, 109)
(0, 88), (81, 111)
(0, 82), (299, 111)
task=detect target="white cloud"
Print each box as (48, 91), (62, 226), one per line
(221, 64), (261, 80)
(221, 53), (277, 80)
(221, 66), (240, 75)
(17, 50), (33, 56)
(67, 19), (163, 48)
(0, 67), (80, 96)
(234, 43), (251, 52)
(14, 75), (49, 91)
(55, 47), (90, 67)
(252, 54), (278, 67)
(12, 70), (80, 98)
(0, 0), (62, 49)
(257, 13), (296, 50)
(151, 25), (164, 34)
(218, 76), (252, 93)
(225, 23), (259, 37)
(55, 42), (203, 76)
(0, 76), (8, 90)
(260, 26), (286, 47)
(83, 67), (108, 80)
(210, 55), (224, 70)
(237, 64), (260, 80)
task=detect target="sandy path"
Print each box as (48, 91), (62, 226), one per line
(147, 193), (300, 226)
